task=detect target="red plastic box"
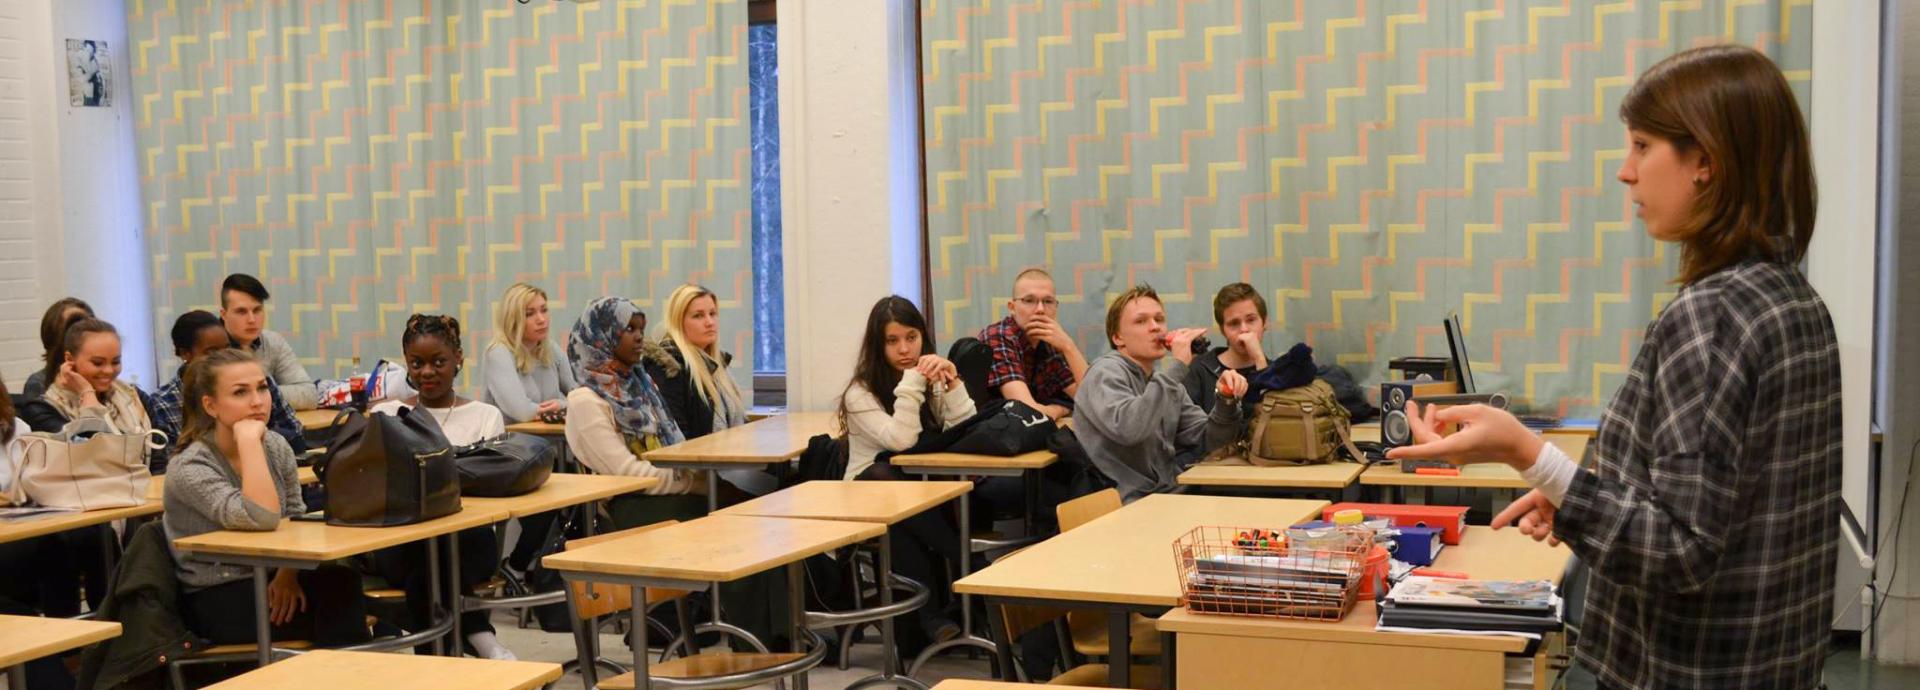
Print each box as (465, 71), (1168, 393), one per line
(1323, 503), (1470, 545)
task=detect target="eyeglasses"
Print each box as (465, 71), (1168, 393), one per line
(1015, 297), (1060, 309)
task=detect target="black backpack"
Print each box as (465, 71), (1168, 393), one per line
(947, 337), (997, 407)
(788, 433), (849, 486)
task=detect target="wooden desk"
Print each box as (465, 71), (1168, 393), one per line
(295, 409), (342, 431)
(543, 514), (872, 690)
(172, 505), (509, 564)
(461, 473), (657, 518)
(643, 411), (837, 466)
(889, 449), (1057, 475)
(503, 421), (566, 437)
(957, 493), (1328, 688)
(0, 500), (162, 545)
(1360, 434), (1588, 492)
(174, 504), (512, 666)
(544, 514), (880, 585)
(1156, 526), (1571, 690)
(200, 649), (562, 690)
(717, 480), (971, 526)
(1177, 460), (1366, 491)
(933, 682), (1102, 690)
(0, 615), (120, 689)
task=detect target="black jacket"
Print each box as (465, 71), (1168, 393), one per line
(643, 342), (736, 440)
(76, 522), (204, 690)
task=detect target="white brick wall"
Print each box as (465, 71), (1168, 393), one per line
(0, 0), (51, 389)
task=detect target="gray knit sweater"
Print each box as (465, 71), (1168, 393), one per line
(1071, 351), (1243, 502)
(161, 433), (304, 590)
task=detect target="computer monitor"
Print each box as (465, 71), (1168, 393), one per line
(1444, 312), (1475, 394)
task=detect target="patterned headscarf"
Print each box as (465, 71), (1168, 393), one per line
(568, 297), (686, 446)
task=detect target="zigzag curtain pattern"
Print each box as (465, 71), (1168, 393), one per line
(922, 0), (1812, 416)
(130, 0), (753, 386)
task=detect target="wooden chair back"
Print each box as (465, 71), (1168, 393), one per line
(563, 520), (691, 620)
(1056, 488), (1120, 532)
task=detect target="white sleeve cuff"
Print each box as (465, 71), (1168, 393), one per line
(1521, 441), (1578, 507)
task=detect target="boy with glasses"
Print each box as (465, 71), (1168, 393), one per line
(975, 268), (1088, 419)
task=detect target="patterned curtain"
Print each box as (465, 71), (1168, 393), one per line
(921, 0), (1812, 416)
(130, 0), (753, 388)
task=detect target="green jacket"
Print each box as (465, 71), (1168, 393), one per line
(77, 522), (204, 690)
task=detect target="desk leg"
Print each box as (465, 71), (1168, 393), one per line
(630, 585), (652, 690)
(983, 601), (1017, 681)
(1108, 607), (1131, 688)
(788, 561), (810, 690)
(879, 533), (900, 679)
(450, 530), (465, 655)
(251, 566), (272, 667)
(908, 494), (998, 676)
(9, 663), (26, 690)
(706, 469), (724, 632)
(428, 534), (446, 656)
(1162, 630), (1176, 689)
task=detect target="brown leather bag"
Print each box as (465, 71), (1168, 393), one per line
(316, 406), (462, 526)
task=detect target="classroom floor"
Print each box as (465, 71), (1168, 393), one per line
(490, 614), (1920, 690)
(493, 616), (995, 689)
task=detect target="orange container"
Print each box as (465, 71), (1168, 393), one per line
(1323, 503), (1470, 545)
(1354, 545), (1391, 598)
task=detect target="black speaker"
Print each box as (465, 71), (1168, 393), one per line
(1380, 388), (1510, 472)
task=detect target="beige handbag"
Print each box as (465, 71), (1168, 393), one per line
(6, 416), (164, 510)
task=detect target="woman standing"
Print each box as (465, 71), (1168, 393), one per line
(1389, 45), (1838, 689)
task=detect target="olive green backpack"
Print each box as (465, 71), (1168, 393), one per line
(1243, 380), (1364, 466)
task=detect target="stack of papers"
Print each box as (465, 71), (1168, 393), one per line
(1376, 576), (1562, 638)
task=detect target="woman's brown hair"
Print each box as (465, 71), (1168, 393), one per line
(180, 348), (262, 449)
(0, 377), (15, 444)
(38, 298), (94, 386)
(1619, 44), (1816, 285)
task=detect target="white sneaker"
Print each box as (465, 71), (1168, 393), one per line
(467, 631), (517, 661)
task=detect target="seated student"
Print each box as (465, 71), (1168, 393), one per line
(836, 295), (972, 648)
(645, 284), (772, 495)
(162, 349), (369, 648)
(220, 273), (319, 410)
(20, 318), (158, 438)
(1183, 282), (1271, 414)
(976, 268), (1088, 420)
(21, 297), (93, 401)
(563, 297), (706, 527)
(1073, 284), (1248, 502)
(152, 311), (307, 454)
(475, 283), (572, 576)
(365, 314), (516, 660)
(479, 282), (577, 424)
(0, 375), (107, 629)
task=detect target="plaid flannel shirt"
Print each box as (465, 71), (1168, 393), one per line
(152, 366), (309, 454)
(979, 314), (1076, 404)
(1556, 260), (1840, 690)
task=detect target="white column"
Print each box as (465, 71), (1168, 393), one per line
(778, 0), (925, 413)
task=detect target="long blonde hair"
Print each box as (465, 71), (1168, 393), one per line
(662, 284), (742, 412)
(492, 283), (554, 374)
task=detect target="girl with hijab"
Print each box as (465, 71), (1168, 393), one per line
(562, 296), (705, 527)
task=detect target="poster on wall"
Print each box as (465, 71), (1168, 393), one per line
(66, 39), (110, 107)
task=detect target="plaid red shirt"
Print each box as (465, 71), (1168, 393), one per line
(978, 314), (1076, 405)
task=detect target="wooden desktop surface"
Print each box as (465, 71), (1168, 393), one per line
(541, 514), (883, 583)
(931, 682), (1103, 690)
(461, 474), (658, 518)
(1156, 525), (1571, 652)
(0, 500), (163, 545)
(1358, 434), (1587, 489)
(717, 480), (972, 525)
(644, 412), (837, 465)
(200, 649), (562, 690)
(1177, 460), (1366, 489)
(0, 615), (121, 668)
(954, 493), (1329, 608)
(503, 421), (566, 437)
(295, 409), (342, 430)
(889, 449), (1059, 471)
(172, 503), (511, 563)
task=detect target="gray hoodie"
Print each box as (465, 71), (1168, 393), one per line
(1071, 350), (1243, 502)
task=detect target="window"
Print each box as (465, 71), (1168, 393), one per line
(748, 7), (785, 405)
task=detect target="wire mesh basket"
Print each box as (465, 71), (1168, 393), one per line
(1172, 525), (1370, 621)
